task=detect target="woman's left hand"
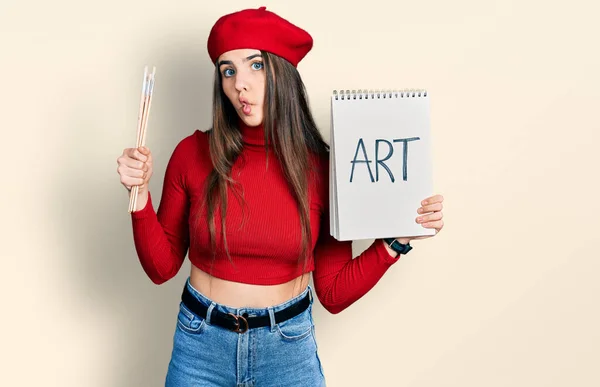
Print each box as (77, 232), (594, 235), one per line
(395, 194), (444, 244)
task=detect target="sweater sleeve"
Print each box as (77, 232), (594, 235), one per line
(129, 138), (191, 284)
(311, 154), (402, 314)
(312, 212), (402, 314)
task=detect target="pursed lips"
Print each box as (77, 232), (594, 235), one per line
(239, 96), (250, 107)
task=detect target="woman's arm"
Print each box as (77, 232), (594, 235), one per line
(130, 136), (193, 284)
(312, 211), (403, 314)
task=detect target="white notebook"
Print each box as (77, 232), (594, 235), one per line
(329, 89), (435, 241)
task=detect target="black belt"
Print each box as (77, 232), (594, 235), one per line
(181, 285), (311, 334)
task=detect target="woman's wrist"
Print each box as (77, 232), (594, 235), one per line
(381, 240), (399, 258)
(380, 237), (412, 258)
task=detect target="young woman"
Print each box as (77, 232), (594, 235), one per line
(117, 6), (444, 386)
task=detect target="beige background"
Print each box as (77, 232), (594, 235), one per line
(2, 0), (599, 385)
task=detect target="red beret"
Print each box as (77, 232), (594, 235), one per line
(207, 6), (313, 67)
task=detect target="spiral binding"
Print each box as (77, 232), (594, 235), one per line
(332, 89), (427, 100)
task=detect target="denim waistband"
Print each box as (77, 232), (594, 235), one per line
(184, 277), (313, 319)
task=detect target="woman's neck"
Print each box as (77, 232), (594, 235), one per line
(238, 119), (271, 148)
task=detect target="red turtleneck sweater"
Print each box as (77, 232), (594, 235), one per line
(130, 122), (402, 314)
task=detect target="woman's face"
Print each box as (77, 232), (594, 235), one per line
(217, 48), (266, 127)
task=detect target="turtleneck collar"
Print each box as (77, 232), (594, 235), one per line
(238, 119), (272, 147)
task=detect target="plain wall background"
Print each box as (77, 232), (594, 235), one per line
(2, 0), (599, 385)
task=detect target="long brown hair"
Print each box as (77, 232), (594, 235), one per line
(201, 50), (329, 275)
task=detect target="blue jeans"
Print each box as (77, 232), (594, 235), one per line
(165, 278), (326, 386)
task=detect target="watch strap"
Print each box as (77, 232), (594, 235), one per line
(383, 238), (413, 255)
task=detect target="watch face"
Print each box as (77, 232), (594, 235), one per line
(384, 239), (411, 254)
(392, 241), (411, 254)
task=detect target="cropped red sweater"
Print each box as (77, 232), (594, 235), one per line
(130, 122), (402, 314)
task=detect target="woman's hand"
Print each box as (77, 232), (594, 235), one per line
(395, 194), (444, 244)
(117, 146), (153, 194)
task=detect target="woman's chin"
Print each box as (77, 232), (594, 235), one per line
(239, 114), (263, 127)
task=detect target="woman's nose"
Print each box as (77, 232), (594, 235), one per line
(234, 73), (248, 92)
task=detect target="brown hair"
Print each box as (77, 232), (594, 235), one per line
(200, 50), (329, 275)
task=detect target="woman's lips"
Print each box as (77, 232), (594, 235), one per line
(239, 97), (252, 115)
(242, 104), (252, 115)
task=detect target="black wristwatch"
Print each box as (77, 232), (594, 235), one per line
(383, 238), (412, 255)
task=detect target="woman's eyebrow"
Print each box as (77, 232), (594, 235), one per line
(218, 54), (262, 67)
(245, 54), (262, 61)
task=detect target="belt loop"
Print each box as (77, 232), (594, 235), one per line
(267, 307), (276, 331)
(206, 302), (216, 324)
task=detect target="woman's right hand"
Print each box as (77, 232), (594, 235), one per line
(117, 146), (153, 196)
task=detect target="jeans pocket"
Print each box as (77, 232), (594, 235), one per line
(275, 308), (313, 342)
(176, 302), (206, 335)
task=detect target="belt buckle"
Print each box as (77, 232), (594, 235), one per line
(227, 312), (249, 333)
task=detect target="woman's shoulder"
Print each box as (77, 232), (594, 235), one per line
(167, 128), (212, 168)
(171, 128), (211, 153)
(186, 128), (211, 147)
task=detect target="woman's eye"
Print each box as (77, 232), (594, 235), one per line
(223, 68), (235, 77)
(251, 62), (264, 70)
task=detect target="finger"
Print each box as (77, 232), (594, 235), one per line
(141, 150), (153, 168)
(126, 148), (148, 162)
(417, 202), (442, 214)
(120, 175), (145, 188)
(416, 211), (443, 224)
(138, 146), (152, 157)
(118, 156), (146, 170)
(421, 194), (444, 206)
(118, 165), (147, 179)
(421, 220), (444, 230)
(410, 235), (433, 241)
